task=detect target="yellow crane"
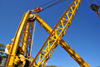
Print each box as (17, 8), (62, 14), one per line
(4, 0), (90, 67)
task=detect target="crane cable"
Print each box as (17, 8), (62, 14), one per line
(31, 0), (67, 13)
(94, 0), (98, 5)
(40, 0), (56, 7)
(42, 0), (67, 11)
(30, 21), (36, 56)
(87, 0), (90, 6)
(87, 0), (98, 6)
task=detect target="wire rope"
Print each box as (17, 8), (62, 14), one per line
(40, 0), (56, 7)
(94, 0), (98, 5)
(42, 0), (67, 11)
(30, 21), (36, 56)
(87, 0), (90, 6)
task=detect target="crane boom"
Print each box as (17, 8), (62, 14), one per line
(35, 14), (90, 67)
(6, 12), (34, 66)
(29, 0), (90, 67)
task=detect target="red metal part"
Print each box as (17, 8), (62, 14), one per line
(34, 7), (42, 13)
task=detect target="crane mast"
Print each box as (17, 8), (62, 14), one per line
(6, 12), (34, 66)
(5, 0), (90, 67)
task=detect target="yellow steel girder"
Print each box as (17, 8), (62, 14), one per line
(6, 11), (34, 67)
(29, 0), (90, 67)
(6, 12), (30, 66)
(35, 14), (90, 67)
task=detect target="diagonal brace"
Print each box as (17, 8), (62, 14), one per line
(35, 14), (90, 67)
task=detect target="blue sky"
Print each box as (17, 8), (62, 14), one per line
(0, 0), (100, 67)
